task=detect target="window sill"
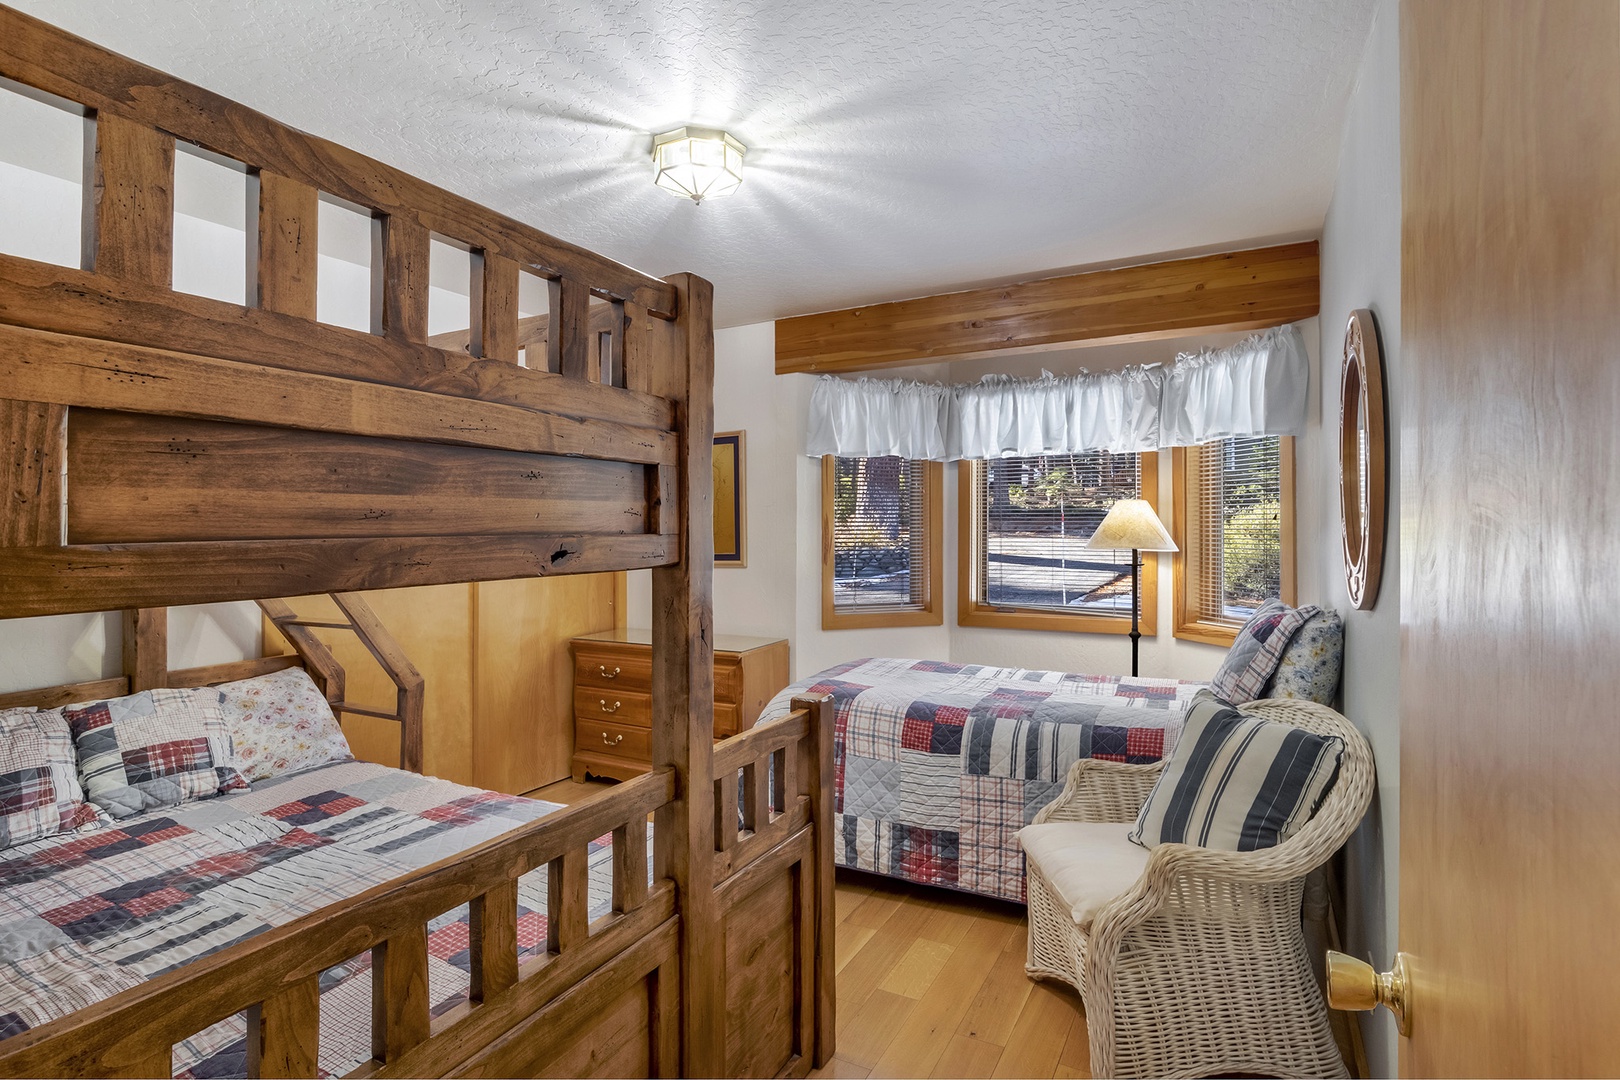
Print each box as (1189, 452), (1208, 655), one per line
(1172, 620), (1239, 648)
(958, 603), (1150, 635)
(823, 606), (943, 631)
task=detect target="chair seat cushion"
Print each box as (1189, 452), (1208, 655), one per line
(1017, 821), (1150, 928)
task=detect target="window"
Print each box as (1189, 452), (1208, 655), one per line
(1172, 435), (1296, 645)
(958, 451), (1159, 634)
(821, 455), (943, 629)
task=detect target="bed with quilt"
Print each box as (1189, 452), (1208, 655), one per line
(0, 668), (633, 1079)
(758, 601), (1344, 903)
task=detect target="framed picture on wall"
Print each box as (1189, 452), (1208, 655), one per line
(713, 431), (747, 567)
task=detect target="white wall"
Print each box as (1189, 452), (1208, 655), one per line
(630, 318), (1324, 688)
(1307, 0), (1402, 1072)
(626, 324), (953, 679)
(0, 605), (264, 694)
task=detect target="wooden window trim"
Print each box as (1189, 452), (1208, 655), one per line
(1171, 436), (1298, 647)
(821, 456), (944, 630)
(956, 453), (1160, 635)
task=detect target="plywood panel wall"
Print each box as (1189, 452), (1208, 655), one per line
(265, 575), (621, 791)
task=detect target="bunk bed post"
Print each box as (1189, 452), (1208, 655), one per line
(797, 692), (838, 1068)
(649, 271), (721, 1078)
(122, 608), (168, 691)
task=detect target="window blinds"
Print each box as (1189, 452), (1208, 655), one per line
(829, 456), (929, 610)
(976, 452), (1140, 615)
(1193, 436), (1284, 627)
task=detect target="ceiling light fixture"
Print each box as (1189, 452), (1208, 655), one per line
(651, 127), (745, 204)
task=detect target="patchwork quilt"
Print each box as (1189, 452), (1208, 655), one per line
(758, 658), (1207, 902)
(0, 760), (627, 1078)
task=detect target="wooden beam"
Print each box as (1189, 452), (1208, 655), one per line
(0, 534), (676, 619)
(0, 322), (674, 467)
(0, 254), (677, 433)
(774, 241), (1321, 374)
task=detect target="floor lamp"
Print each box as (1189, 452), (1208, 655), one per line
(1085, 499), (1178, 677)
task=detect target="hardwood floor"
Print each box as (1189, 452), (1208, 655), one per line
(814, 871), (1089, 1080)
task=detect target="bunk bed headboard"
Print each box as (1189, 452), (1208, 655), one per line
(0, 3), (701, 619)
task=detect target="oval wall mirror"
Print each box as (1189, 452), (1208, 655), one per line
(1340, 309), (1387, 609)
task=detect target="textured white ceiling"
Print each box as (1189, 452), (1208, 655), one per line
(13, 1), (1375, 327)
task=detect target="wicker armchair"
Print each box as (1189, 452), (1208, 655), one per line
(1022, 698), (1375, 1079)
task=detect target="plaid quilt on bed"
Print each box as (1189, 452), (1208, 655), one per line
(0, 760), (627, 1078)
(759, 657), (1207, 902)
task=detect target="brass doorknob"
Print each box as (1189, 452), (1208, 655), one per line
(1325, 950), (1411, 1036)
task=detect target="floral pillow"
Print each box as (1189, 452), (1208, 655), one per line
(1264, 608), (1345, 704)
(64, 688), (249, 819)
(0, 706), (108, 848)
(215, 667), (352, 782)
(1209, 599), (1321, 703)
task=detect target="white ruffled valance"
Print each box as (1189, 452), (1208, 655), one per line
(1158, 325), (1308, 446)
(805, 324), (1308, 460)
(804, 376), (951, 459)
(948, 367), (1164, 458)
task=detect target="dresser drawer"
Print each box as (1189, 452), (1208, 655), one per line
(713, 703), (742, 738)
(574, 687), (651, 728)
(713, 659), (743, 705)
(575, 718), (650, 763)
(573, 646), (652, 693)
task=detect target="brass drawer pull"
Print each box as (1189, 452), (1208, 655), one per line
(598, 665), (620, 679)
(602, 731), (623, 746)
(599, 699), (621, 714)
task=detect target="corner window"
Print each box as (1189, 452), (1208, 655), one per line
(958, 451), (1159, 634)
(1172, 435), (1296, 645)
(821, 455), (943, 629)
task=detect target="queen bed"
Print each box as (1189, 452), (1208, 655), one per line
(762, 605), (1344, 903)
(761, 659), (1205, 901)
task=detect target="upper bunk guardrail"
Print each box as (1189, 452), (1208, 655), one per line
(0, 3), (705, 618)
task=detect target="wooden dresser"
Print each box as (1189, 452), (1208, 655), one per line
(570, 629), (790, 782)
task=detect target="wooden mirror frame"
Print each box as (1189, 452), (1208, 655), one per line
(1340, 309), (1388, 609)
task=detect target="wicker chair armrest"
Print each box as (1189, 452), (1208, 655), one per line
(1032, 758), (1165, 825)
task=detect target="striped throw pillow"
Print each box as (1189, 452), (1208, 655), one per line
(1129, 691), (1343, 852)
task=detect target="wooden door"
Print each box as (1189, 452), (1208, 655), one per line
(1400, 2), (1620, 1074)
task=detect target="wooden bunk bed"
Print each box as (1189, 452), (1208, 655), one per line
(0, 6), (834, 1077)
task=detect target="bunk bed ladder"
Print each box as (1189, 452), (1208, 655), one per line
(258, 594), (426, 774)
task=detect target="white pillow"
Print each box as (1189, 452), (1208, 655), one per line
(214, 667), (353, 782)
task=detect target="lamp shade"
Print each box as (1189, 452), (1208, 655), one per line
(652, 127), (745, 203)
(1084, 499), (1178, 552)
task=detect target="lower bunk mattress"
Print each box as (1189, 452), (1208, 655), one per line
(759, 657), (1206, 902)
(0, 759), (628, 1078)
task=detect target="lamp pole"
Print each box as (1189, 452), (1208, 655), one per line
(1130, 548), (1142, 678)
